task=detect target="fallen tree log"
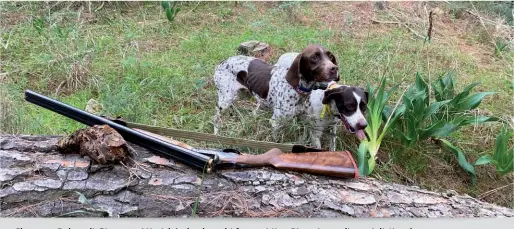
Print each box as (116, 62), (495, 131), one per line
(0, 135), (513, 218)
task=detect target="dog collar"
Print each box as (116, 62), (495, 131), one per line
(294, 85), (312, 95)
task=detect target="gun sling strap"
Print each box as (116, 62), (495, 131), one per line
(111, 119), (324, 153)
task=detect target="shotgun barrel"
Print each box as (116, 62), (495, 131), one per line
(24, 90), (214, 172)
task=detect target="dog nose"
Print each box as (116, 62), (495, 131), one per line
(356, 119), (367, 130)
(330, 66), (338, 72)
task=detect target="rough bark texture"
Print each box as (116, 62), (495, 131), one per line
(1, 135), (513, 218)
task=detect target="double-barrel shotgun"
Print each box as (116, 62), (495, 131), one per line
(24, 89), (358, 178)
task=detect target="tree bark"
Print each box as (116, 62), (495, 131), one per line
(0, 135), (513, 218)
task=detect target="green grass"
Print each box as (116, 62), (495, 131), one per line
(1, 1), (512, 208)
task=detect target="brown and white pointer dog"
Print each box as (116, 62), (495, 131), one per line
(275, 53), (369, 149)
(213, 44), (339, 139)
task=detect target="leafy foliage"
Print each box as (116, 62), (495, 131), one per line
(161, 1), (181, 23)
(393, 72), (498, 148)
(432, 72), (496, 121)
(475, 127), (514, 176)
(358, 76), (404, 176)
(374, 72), (499, 181)
(358, 72), (498, 178)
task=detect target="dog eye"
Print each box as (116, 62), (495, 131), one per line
(360, 103), (367, 112)
(311, 55), (319, 61)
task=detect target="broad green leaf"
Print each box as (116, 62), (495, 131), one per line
(382, 105), (393, 122)
(161, 1), (171, 9)
(357, 141), (370, 176)
(458, 116), (500, 128)
(493, 127), (514, 176)
(422, 99), (451, 120)
(166, 9), (174, 21)
(456, 92), (494, 111)
(432, 84), (444, 102)
(496, 148), (513, 176)
(441, 72), (455, 95)
(451, 82), (480, 105)
(419, 121), (460, 139)
(475, 155), (494, 166)
(414, 72), (429, 106)
(494, 127), (512, 161)
(393, 128), (413, 146)
(432, 72), (455, 101)
(439, 139), (476, 184)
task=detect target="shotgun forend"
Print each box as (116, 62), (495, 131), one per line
(218, 148), (358, 178)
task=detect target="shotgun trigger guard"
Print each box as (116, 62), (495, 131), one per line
(222, 148), (242, 155)
(291, 145), (325, 153)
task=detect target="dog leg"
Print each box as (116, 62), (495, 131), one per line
(213, 106), (222, 135)
(213, 88), (239, 135)
(270, 108), (295, 142)
(329, 123), (338, 151)
(252, 98), (262, 116)
(270, 118), (281, 142)
(310, 121), (325, 149)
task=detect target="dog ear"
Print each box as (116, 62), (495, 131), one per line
(322, 87), (344, 104)
(362, 87), (369, 103)
(285, 54), (302, 86)
(330, 53), (338, 67)
(325, 50), (339, 81)
(298, 53), (312, 81)
(322, 90), (334, 104)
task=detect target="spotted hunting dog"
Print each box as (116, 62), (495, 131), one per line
(212, 44), (340, 141)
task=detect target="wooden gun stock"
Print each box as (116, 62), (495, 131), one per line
(226, 148), (358, 178)
(134, 128), (358, 178)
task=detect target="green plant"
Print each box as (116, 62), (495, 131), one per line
(475, 127), (514, 176)
(54, 25), (71, 40)
(394, 72), (497, 148)
(357, 76), (405, 176)
(32, 16), (46, 35)
(393, 73), (453, 147)
(386, 72), (499, 182)
(161, 1), (181, 23)
(494, 38), (510, 57)
(432, 71), (497, 123)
